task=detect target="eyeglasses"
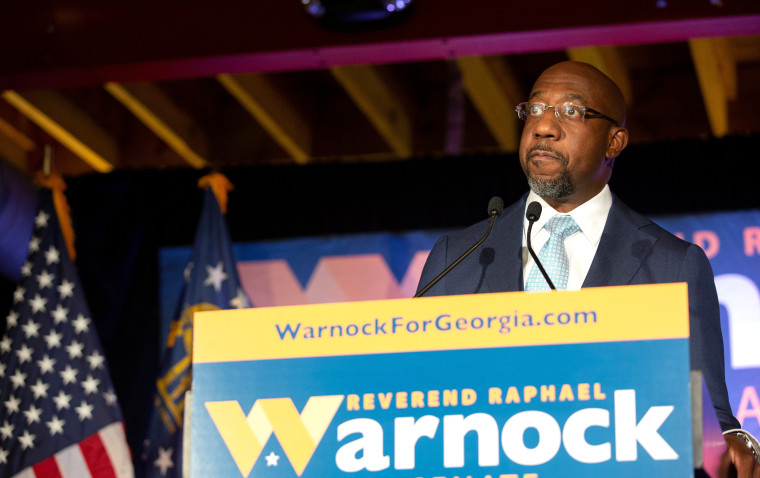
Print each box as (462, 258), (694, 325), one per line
(515, 101), (619, 127)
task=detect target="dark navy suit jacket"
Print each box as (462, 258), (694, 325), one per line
(417, 193), (740, 431)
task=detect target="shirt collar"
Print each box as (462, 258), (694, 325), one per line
(523, 185), (612, 246)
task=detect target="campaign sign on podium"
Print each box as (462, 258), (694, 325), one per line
(191, 283), (693, 477)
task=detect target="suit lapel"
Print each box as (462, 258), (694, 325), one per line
(582, 195), (657, 288)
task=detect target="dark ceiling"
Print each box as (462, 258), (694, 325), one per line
(1, 1), (759, 178)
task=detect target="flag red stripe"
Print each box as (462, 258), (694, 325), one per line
(32, 455), (63, 478)
(80, 433), (117, 478)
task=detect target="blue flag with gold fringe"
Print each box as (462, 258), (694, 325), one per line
(139, 182), (250, 478)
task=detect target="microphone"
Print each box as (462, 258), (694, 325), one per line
(415, 196), (504, 298)
(525, 201), (556, 290)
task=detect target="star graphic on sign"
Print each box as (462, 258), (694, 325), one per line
(204, 261), (228, 292)
(265, 451), (280, 467)
(44, 245), (60, 265)
(154, 446), (175, 476)
(58, 279), (75, 298)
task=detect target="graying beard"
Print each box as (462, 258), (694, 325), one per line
(527, 175), (574, 199)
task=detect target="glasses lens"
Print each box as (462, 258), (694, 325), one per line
(560, 103), (584, 121)
(516, 103), (528, 120)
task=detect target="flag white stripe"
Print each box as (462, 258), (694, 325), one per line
(99, 422), (135, 478)
(55, 441), (93, 478)
(11, 467), (35, 478)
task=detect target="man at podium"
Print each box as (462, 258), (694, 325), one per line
(416, 60), (759, 476)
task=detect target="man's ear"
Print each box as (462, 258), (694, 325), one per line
(606, 127), (629, 159)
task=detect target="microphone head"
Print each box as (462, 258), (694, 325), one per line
(526, 201), (542, 222)
(488, 196), (504, 217)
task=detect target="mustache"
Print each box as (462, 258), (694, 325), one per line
(527, 144), (566, 161)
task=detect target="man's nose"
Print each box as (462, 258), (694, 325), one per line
(532, 108), (561, 138)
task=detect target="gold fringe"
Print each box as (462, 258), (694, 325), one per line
(198, 172), (233, 214)
(34, 172), (76, 261)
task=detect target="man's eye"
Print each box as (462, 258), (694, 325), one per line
(528, 104), (543, 115)
(563, 104), (582, 118)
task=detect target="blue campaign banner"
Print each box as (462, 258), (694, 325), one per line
(192, 343), (692, 477)
(190, 286), (694, 477)
(655, 210), (760, 438)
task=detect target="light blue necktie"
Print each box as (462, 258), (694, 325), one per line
(525, 215), (580, 291)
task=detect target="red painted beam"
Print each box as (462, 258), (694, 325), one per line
(1, 0), (759, 89)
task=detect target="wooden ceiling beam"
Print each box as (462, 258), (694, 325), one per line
(105, 82), (209, 169)
(1, 90), (116, 173)
(0, 116), (36, 171)
(566, 46), (633, 104)
(457, 55), (523, 153)
(330, 65), (412, 159)
(689, 37), (737, 138)
(218, 73), (312, 165)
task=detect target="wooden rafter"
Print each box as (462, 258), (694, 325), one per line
(689, 37), (737, 138)
(0, 116), (35, 170)
(1, 90), (116, 173)
(105, 82), (209, 169)
(566, 46), (632, 104)
(217, 73), (311, 165)
(457, 56), (523, 153)
(330, 65), (412, 159)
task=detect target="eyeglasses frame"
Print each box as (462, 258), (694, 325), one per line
(515, 101), (620, 127)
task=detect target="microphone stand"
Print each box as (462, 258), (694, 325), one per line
(415, 201), (501, 298)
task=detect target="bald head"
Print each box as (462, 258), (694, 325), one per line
(533, 61), (627, 127)
(518, 60), (630, 211)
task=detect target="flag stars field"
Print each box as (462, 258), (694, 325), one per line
(52, 305), (69, 324)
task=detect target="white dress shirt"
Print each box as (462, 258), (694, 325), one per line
(521, 185), (613, 290)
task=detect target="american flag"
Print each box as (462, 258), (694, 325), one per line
(0, 188), (134, 477)
(140, 185), (250, 478)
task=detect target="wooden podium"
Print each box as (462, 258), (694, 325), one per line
(189, 283), (716, 477)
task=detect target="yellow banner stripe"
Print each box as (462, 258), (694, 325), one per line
(194, 283), (689, 364)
